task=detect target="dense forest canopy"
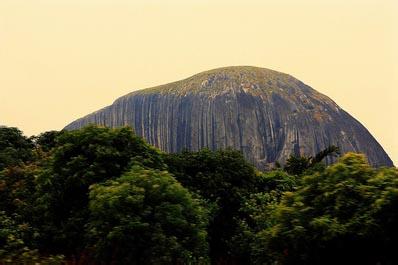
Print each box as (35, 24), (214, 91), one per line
(0, 125), (397, 264)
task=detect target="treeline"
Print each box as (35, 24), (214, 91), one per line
(0, 125), (397, 265)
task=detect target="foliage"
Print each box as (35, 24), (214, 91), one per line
(32, 130), (65, 152)
(256, 170), (298, 195)
(35, 125), (166, 255)
(233, 170), (298, 263)
(87, 166), (209, 265)
(0, 127), (34, 170)
(256, 153), (398, 265)
(0, 165), (39, 223)
(310, 145), (340, 165)
(0, 211), (64, 264)
(284, 145), (340, 175)
(164, 148), (258, 203)
(163, 148), (260, 263)
(0, 126), (396, 265)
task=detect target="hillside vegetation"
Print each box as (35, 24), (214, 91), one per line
(0, 125), (397, 264)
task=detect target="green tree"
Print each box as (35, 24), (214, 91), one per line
(0, 127), (34, 171)
(164, 148), (260, 264)
(284, 145), (340, 175)
(256, 153), (398, 265)
(366, 166), (398, 264)
(35, 125), (166, 257)
(233, 170), (298, 263)
(0, 211), (64, 264)
(0, 165), (39, 222)
(32, 130), (65, 152)
(87, 166), (209, 265)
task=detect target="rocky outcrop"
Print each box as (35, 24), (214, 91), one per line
(65, 66), (393, 169)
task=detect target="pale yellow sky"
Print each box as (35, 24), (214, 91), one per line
(1, 0), (397, 165)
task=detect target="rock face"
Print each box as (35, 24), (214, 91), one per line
(65, 66), (393, 169)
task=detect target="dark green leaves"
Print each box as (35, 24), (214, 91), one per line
(254, 153), (398, 265)
(88, 166), (209, 265)
(0, 127), (34, 170)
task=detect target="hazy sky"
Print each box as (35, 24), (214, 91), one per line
(1, 0), (397, 165)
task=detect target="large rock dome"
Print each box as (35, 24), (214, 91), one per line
(65, 66), (393, 169)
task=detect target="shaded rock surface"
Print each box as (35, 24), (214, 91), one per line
(65, 66), (393, 169)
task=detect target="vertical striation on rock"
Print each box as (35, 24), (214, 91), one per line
(64, 66), (394, 169)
